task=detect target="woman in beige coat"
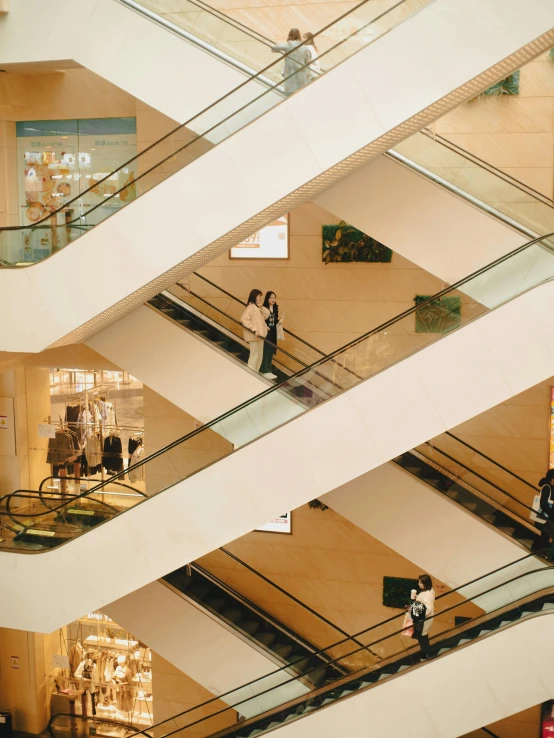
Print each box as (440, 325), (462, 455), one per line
(241, 289), (269, 372)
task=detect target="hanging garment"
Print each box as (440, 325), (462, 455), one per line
(103, 435), (123, 473)
(129, 445), (145, 483)
(85, 433), (102, 474)
(47, 430), (76, 466)
(69, 641), (84, 677)
(128, 436), (141, 466)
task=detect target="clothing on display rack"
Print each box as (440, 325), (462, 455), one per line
(128, 443), (144, 483)
(103, 433), (123, 473)
(46, 427), (79, 474)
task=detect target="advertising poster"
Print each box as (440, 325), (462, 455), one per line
(542, 700), (554, 736)
(230, 215), (288, 259)
(256, 512), (292, 534)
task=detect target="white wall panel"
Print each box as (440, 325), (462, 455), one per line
(104, 582), (309, 718)
(1, 0), (553, 352)
(1, 280), (554, 632)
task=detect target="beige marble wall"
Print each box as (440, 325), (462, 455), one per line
(197, 201), (454, 356)
(198, 503), (481, 666)
(463, 705), (541, 738)
(0, 68), (179, 226)
(436, 52), (554, 197)
(152, 652), (237, 738)
(0, 367), (50, 497)
(143, 385), (232, 496)
(449, 374), (554, 491)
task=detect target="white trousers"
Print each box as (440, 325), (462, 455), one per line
(247, 338), (264, 372)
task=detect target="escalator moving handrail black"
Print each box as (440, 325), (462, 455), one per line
(413, 444), (538, 518)
(420, 128), (554, 208)
(0, 0), (410, 239)
(444, 432), (539, 491)
(65, 559), (554, 738)
(185, 560), (351, 671)
(6, 231), (552, 520)
(480, 728), (502, 738)
(192, 273), (328, 359)
(218, 547), (373, 656)
(156, 291), (346, 392)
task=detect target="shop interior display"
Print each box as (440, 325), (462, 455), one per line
(50, 613), (153, 733)
(46, 383), (143, 480)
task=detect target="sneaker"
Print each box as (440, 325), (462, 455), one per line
(261, 372), (278, 379)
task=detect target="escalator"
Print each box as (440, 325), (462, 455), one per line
(315, 127), (554, 290)
(104, 548), (362, 716)
(2, 0), (553, 353)
(48, 554), (554, 738)
(0, 231), (553, 630)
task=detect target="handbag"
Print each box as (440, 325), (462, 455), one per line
(276, 324), (285, 341)
(401, 612), (414, 637)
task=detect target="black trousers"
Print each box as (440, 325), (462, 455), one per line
(417, 633), (430, 657)
(260, 340), (276, 374)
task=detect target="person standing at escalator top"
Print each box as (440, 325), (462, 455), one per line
(241, 289), (269, 373)
(303, 31), (321, 80)
(271, 28), (312, 96)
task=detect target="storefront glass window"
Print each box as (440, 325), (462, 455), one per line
(15, 118), (136, 262)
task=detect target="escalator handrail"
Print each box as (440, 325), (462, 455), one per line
(0, 0), (414, 242)
(155, 290), (346, 393)
(118, 0), (276, 48)
(420, 128), (554, 208)
(444, 432), (539, 491)
(116, 0), (278, 86)
(218, 547), (374, 655)
(192, 273), (328, 360)
(58, 558), (554, 738)
(3, 231), (552, 522)
(173, 559), (351, 671)
(411, 444), (539, 518)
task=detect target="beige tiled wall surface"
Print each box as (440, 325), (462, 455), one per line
(198, 503), (481, 665)
(436, 52), (554, 197)
(152, 652), (237, 736)
(462, 705), (540, 738)
(0, 68), (179, 227)
(197, 201), (454, 356)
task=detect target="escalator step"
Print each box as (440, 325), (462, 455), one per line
(188, 584), (211, 599)
(220, 608), (244, 624)
(273, 644), (294, 660)
(205, 597), (227, 612)
(256, 632), (277, 648)
(240, 620), (262, 636)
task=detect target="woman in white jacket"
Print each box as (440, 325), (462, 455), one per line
(303, 32), (321, 81)
(412, 573), (435, 660)
(241, 289), (269, 372)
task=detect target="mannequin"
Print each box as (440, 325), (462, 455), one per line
(113, 654), (133, 714)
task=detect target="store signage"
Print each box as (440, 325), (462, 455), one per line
(256, 512), (292, 534)
(26, 529), (55, 537)
(230, 215), (288, 259)
(87, 612), (112, 622)
(38, 423), (57, 439)
(67, 508), (94, 516)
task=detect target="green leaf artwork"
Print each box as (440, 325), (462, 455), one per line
(484, 70), (520, 97)
(414, 294), (461, 334)
(383, 576), (419, 609)
(322, 221), (392, 264)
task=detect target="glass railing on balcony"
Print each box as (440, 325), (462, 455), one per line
(1, 0), (433, 266)
(48, 552), (554, 738)
(0, 232), (552, 552)
(391, 129), (554, 238)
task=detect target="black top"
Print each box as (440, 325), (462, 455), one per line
(265, 305), (278, 343)
(540, 483), (553, 520)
